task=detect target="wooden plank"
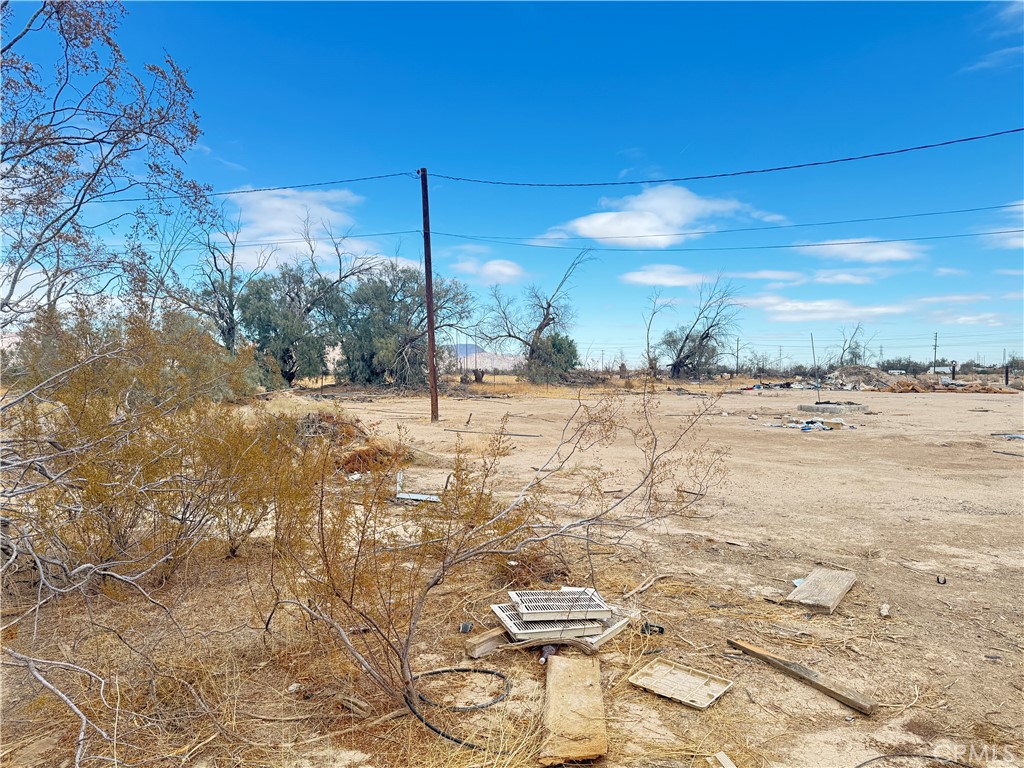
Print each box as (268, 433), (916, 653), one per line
(464, 627), (508, 659)
(727, 639), (877, 715)
(538, 656), (608, 766)
(786, 567), (856, 614)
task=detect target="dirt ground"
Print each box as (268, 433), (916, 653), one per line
(4, 385), (1022, 768)
(317, 385), (1024, 768)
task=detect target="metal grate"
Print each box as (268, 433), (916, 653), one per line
(507, 588), (613, 621)
(490, 604), (604, 641)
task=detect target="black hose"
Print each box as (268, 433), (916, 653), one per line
(412, 667), (511, 712)
(404, 667), (513, 752)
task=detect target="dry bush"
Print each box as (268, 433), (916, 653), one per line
(268, 381), (726, 752)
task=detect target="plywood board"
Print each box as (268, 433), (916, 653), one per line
(786, 567), (856, 614)
(539, 655), (608, 766)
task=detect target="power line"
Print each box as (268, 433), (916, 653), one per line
(431, 128), (1024, 187)
(433, 228), (1024, 253)
(432, 202), (1024, 243)
(81, 172), (418, 205)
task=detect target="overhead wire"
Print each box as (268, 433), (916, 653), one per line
(430, 128), (1023, 187)
(429, 202), (1024, 243)
(432, 229), (1024, 253)
(116, 202), (1022, 253)
(72, 127), (1022, 205)
(79, 171), (418, 205)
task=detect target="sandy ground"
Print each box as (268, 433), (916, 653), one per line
(4, 385), (1021, 768)
(322, 386), (1024, 768)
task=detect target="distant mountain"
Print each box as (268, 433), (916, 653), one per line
(449, 343), (487, 357)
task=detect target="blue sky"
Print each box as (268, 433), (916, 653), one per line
(106, 2), (1024, 365)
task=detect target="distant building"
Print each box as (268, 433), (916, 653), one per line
(886, 369), (906, 375)
(930, 366), (952, 374)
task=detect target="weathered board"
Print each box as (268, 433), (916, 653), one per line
(727, 638), (877, 715)
(787, 567), (856, 614)
(464, 627), (508, 659)
(538, 656), (608, 766)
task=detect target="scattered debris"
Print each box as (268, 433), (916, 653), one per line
(640, 622), (665, 635)
(538, 644), (559, 665)
(465, 626), (508, 659)
(786, 567), (857, 614)
(727, 639), (877, 715)
(443, 427), (541, 438)
(395, 471), (441, 503)
(458, 621), (473, 634)
(509, 587), (612, 621)
(994, 450), (1024, 458)
(628, 657), (733, 710)
(708, 752), (739, 768)
(539, 656), (608, 766)
(491, 603), (604, 641)
(879, 603), (891, 618)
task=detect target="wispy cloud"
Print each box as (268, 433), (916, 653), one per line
(812, 267), (896, 285)
(1002, 291), (1024, 300)
(935, 267), (969, 277)
(798, 239), (926, 263)
(193, 142), (247, 172)
(981, 201), (1024, 249)
(917, 293), (990, 304)
(726, 270), (805, 281)
(961, 45), (1024, 73)
(451, 258), (526, 285)
(620, 264), (706, 287)
(995, 269), (1024, 276)
(742, 294), (908, 322)
(544, 185), (784, 248)
(941, 313), (1004, 327)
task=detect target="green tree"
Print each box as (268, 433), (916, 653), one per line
(524, 332), (580, 383)
(334, 261), (472, 387)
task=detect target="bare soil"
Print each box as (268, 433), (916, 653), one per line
(333, 386), (1024, 768)
(4, 386), (1022, 767)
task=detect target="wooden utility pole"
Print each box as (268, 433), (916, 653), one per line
(419, 168), (439, 422)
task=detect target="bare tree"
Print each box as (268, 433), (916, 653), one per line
(1, 1), (209, 331)
(835, 322), (876, 367)
(164, 214), (274, 354)
(658, 277), (740, 379)
(483, 251), (589, 365)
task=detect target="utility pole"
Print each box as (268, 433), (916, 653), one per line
(933, 332), (938, 377)
(418, 168), (439, 422)
(735, 337), (740, 379)
(778, 345), (783, 373)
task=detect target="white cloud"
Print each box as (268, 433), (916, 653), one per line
(798, 239), (925, 263)
(961, 45), (1024, 72)
(452, 258), (526, 285)
(726, 270), (805, 281)
(917, 294), (990, 304)
(942, 313), (1004, 327)
(982, 202), (1024, 249)
(619, 264), (706, 287)
(743, 294), (908, 322)
(995, 269), (1024, 276)
(545, 184), (782, 248)
(935, 267), (969, 277)
(1002, 291), (1024, 300)
(224, 187), (365, 268)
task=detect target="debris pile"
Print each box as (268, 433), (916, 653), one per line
(826, 365), (898, 391)
(883, 380), (1018, 394)
(490, 587), (630, 651)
